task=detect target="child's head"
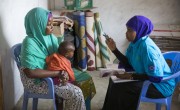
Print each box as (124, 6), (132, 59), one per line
(58, 41), (75, 59)
(126, 15), (154, 43)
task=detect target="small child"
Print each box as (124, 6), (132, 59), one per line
(46, 41), (75, 86)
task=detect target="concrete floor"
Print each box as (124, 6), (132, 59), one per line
(15, 71), (180, 110)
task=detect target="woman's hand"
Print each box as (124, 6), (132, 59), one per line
(59, 71), (69, 85)
(106, 38), (116, 51)
(114, 72), (132, 79)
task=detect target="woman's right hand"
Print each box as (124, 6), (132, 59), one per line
(106, 38), (116, 51)
(59, 71), (69, 84)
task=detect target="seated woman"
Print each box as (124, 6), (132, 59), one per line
(20, 7), (95, 110)
(102, 15), (175, 110)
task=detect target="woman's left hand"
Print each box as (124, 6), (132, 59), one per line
(114, 72), (132, 79)
(106, 38), (116, 51)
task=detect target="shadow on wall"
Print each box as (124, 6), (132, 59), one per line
(0, 16), (16, 110)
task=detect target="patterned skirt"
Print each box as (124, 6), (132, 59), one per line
(20, 68), (86, 110)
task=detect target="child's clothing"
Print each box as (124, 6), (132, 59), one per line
(46, 53), (75, 85)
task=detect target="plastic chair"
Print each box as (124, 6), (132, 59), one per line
(11, 43), (57, 110)
(136, 51), (180, 110)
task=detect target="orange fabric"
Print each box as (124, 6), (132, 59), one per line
(46, 53), (75, 81)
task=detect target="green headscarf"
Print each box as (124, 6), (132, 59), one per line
(21, 7), (63, 69)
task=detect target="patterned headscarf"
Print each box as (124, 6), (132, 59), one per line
(126, 15), (154, 43)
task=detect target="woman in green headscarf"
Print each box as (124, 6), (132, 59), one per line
(20, 7), (86, 110)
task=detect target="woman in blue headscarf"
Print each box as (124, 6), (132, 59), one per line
(102, 15), (175, 110)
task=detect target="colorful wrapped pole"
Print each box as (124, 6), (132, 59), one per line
(94, 12), (110, 68)
(85, 11), (96, 71)
(73, 11), (87, 71)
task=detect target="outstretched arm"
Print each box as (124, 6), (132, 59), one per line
(106, 38), (133, 69)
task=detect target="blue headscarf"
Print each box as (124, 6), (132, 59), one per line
(126, 15), (154, 43)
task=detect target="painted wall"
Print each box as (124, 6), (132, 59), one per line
(53, 0), (180, 54)
(93, 0), (180, 53)
(0, 0), (49, 109)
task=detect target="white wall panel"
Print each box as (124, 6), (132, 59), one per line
(53, 0), (180, 54)
(93, 0), (180, 53)
(0, 0), (48, 109)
